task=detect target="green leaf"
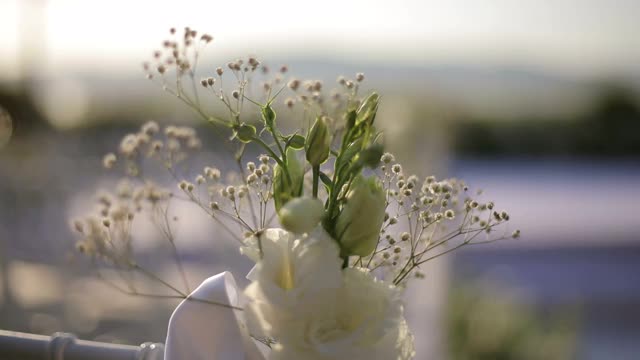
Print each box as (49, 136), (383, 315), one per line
(286, 147), (304, 197)
(285, 134), (305, 150)
(345, 109), (357, 131)
(341, 138), (364, 163)
(232, 123), (256, 143)
(319, 172), (333, 190)
(358, 143), (385, 169)
(272, 164), (287, 211)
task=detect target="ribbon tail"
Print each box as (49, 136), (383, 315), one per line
(165, 272), (266, 360)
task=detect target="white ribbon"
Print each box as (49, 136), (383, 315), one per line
(164, 272), (266, 360)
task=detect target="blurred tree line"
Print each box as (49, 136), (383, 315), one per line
(3, 82), (639, 158)
(453, 84), (640, 157)
(0, 86), (49, 139)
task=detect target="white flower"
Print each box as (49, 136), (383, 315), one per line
(268, 268), (414, 360)
(278, 197), (325, 234)
(242, 229), (414, 360)
(242, 228), (342, 338)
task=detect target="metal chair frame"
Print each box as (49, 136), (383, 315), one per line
(0, 330), (164, 360)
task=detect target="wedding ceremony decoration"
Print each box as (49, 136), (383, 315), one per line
(70, 27), (519, 359)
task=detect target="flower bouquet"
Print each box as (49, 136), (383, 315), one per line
(71, 27), (518, 359)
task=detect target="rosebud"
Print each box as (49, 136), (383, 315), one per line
(278, 197), (325, 234)
(336, 175), (386, 257)
(262, 105), (276, 129)
(356, 92), (379, 126)
(305, 116), (330, 166)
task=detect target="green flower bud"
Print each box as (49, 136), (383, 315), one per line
(356, 92), (379, 126)
(273, 148), (304, 211)
(305, 116), (331, 166)
(278, 197), (325, 234)
(336, 175), (386, 257)
(233, 123), (256, 143)
(262, 105), (276, 129)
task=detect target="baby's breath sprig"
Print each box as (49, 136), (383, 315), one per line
(353, 154), (519, 286)
(73, 122), (282, 312)
(142, 28), (388, 257)
(142, 27), (365, 178)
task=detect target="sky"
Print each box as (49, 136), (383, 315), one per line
(1, 0), (639, 82)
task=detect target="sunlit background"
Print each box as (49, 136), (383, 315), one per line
(1, 0), (640, 359)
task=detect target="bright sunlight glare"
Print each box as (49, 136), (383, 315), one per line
(0, 0), (639, 78)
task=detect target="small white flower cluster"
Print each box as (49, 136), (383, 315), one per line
(355, 152), (519, 285)
(92, 123), (284, 263)
(284, 78), (325, 108)
(103, 121), (201, 177)
(144, 27), (299, 129)
(71, 179), (170, 266)
(143, 26), (213, 80)
(143, 27), (377, 168)
(284, 72), (369, 135)
(174, 153), (278, 237)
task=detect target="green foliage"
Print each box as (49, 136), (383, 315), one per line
(225, 89), (383, 263)
(448, 283), (578, 360)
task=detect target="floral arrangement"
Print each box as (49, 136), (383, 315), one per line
(71, 27), (519, 359)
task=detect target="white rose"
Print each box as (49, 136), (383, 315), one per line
(242, 228), (343, 339)
(243, 229), (414, 360)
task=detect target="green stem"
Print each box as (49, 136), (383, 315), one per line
(312, 165), (320, 198)
(326, 143), (350, 223)
(132, 263), (187, 297)
(172, 88), (229, 128)
(270, 127), (287, 164)
(251, 136), (285, 168)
